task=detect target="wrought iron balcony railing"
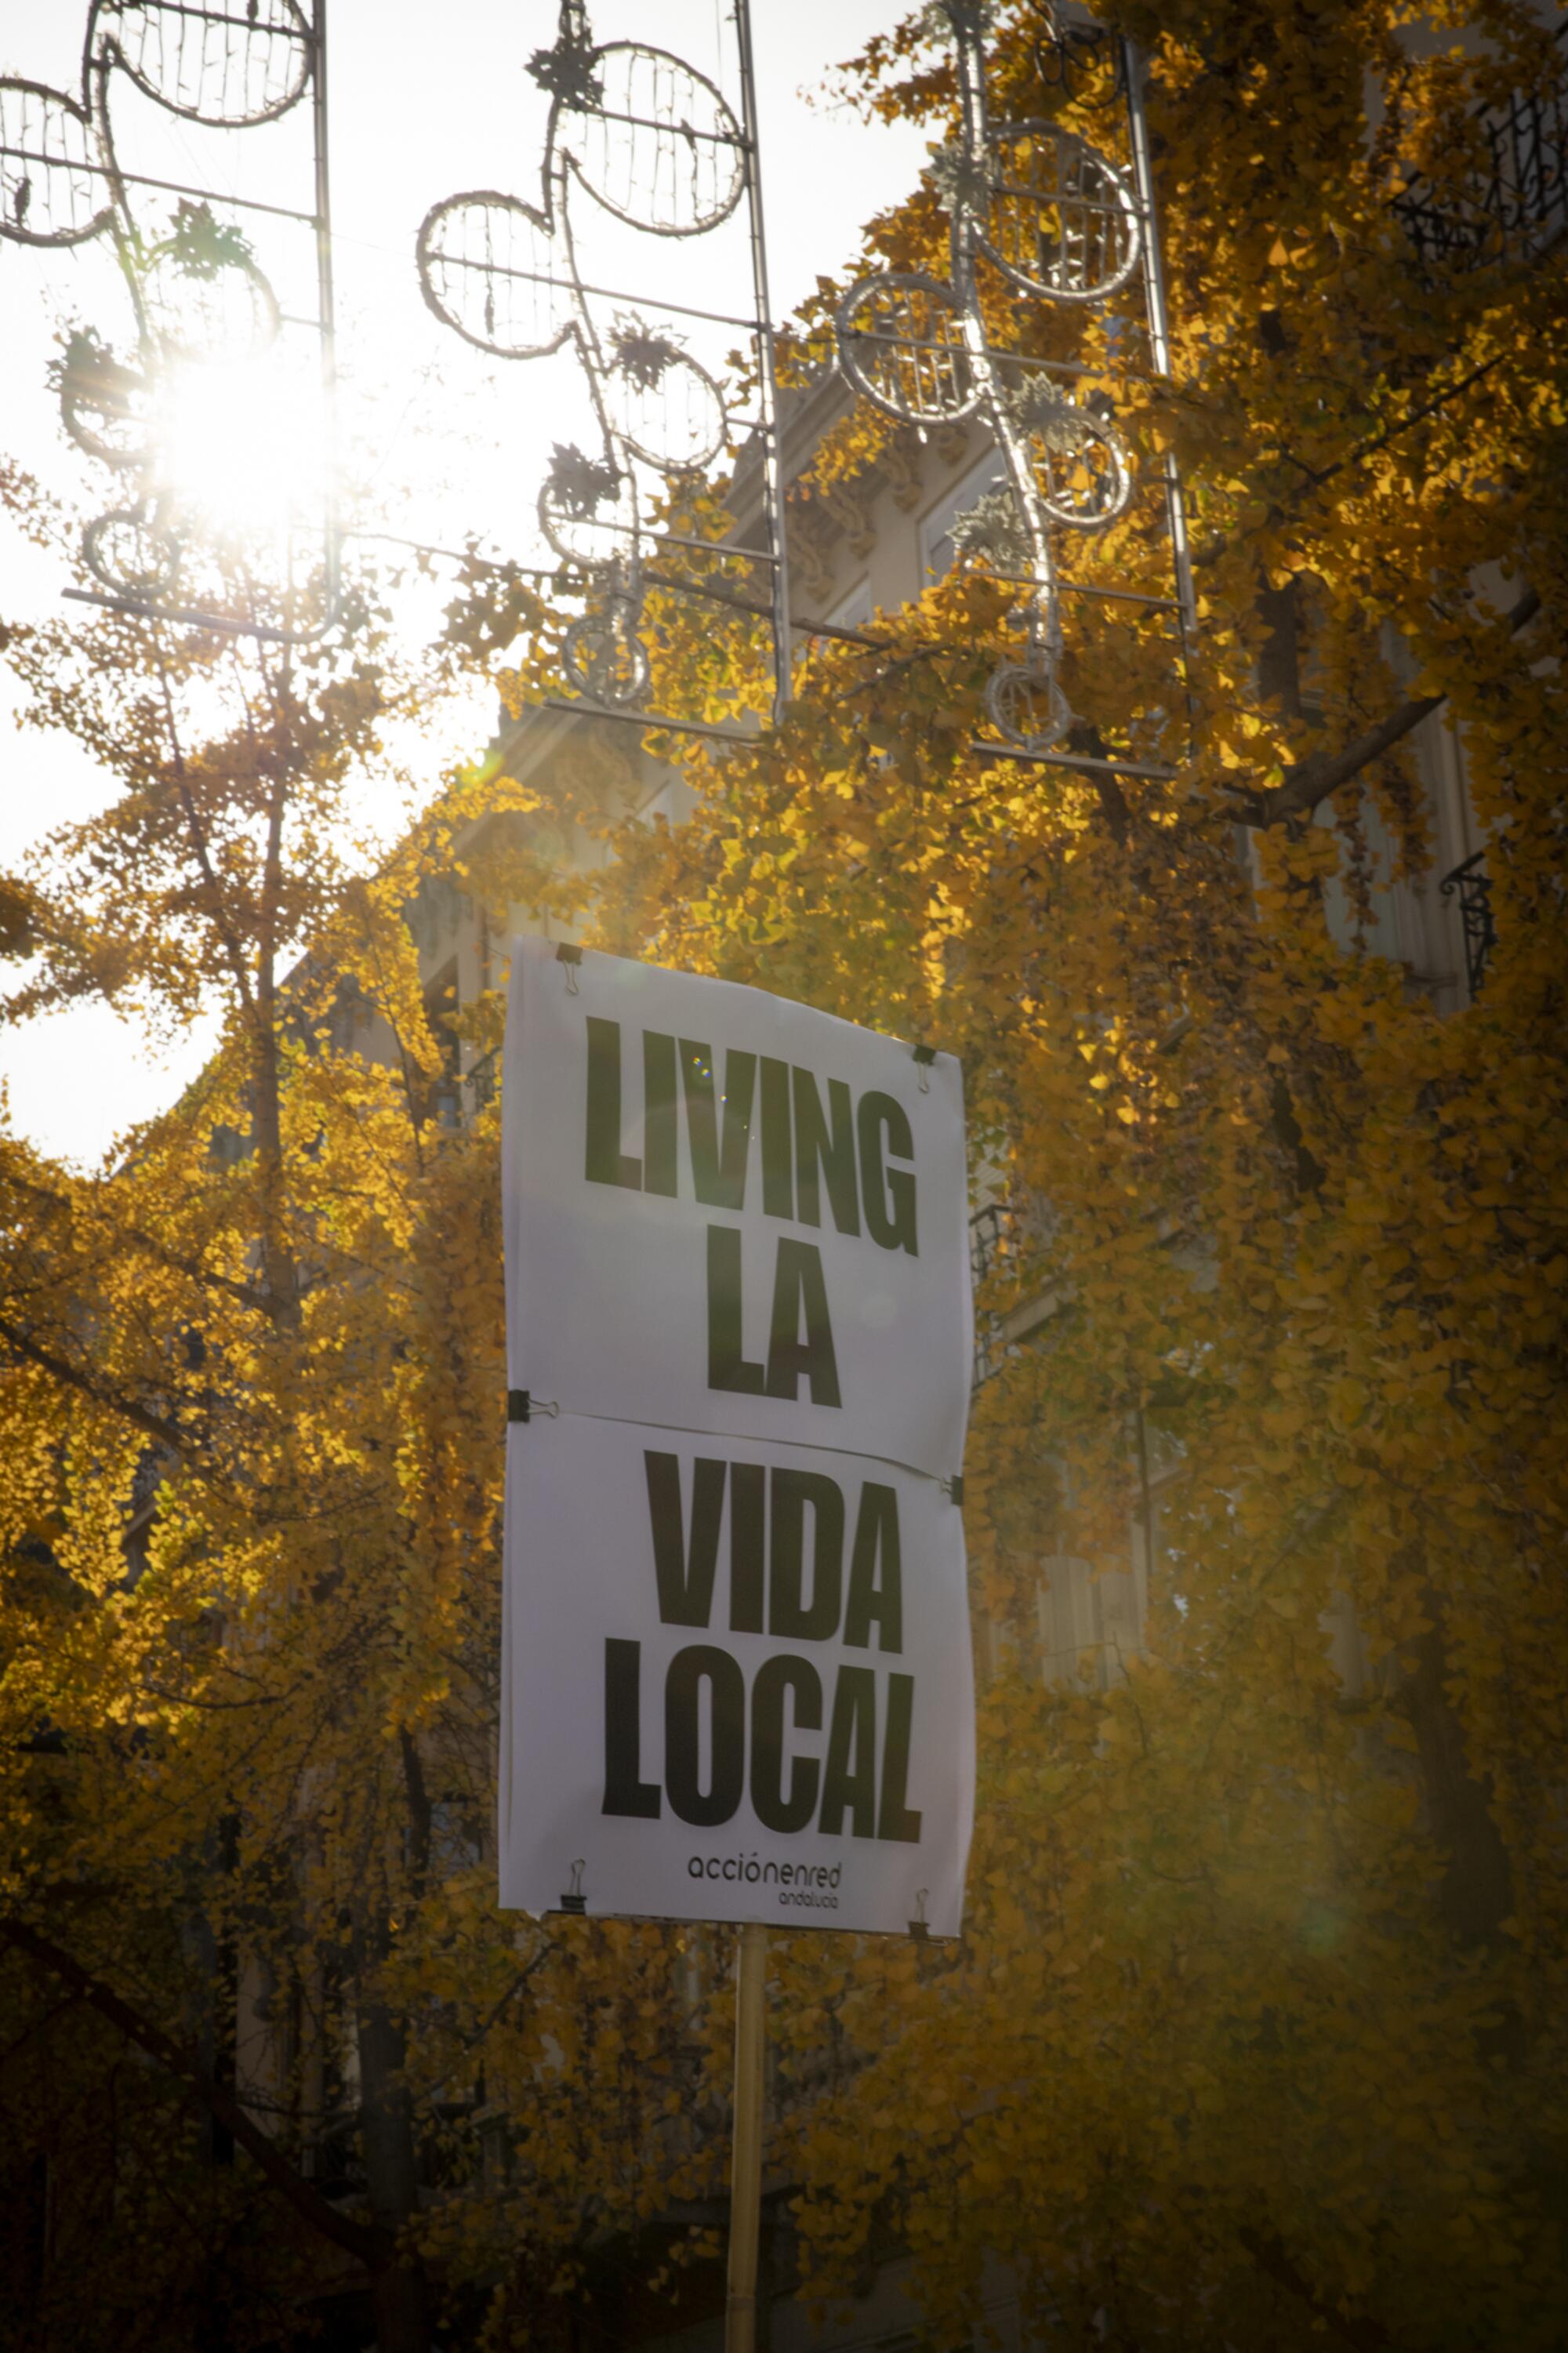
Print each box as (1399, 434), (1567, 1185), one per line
(1439, 850), (1497, 997)
(1392, 26), (1567, 271)
(970, 1200), (1012, 1389)
(468, 1046), (499, 1111)
(970, 1198), (1013, 1288)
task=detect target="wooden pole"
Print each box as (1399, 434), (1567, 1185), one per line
(724, 1923), (767, 2353)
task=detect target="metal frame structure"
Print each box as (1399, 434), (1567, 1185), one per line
(0, 1), (339, 644)
(1392, 21), (1567, 274)
(1439, 850), (1497, 999)
(415, 0), (790, 744)
(830, 1), (1194, 777)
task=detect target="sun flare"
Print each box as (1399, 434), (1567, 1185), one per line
(150, 347), (332, 546)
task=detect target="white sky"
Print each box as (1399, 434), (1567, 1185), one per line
(0, 0), (927, 1166)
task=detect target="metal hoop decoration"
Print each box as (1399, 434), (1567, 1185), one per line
(0, 0), (344, 642)
(60, 336), (151, 467)
(0, 81), (113, 247)
(563, 601), (652, 704)
(979, 122), (1141, 303)
(819, 2), (1192, 773)
(137, 231), (281, 365)
(416, 193), (573, 361)
(604, 325), (728, 472)
(558, 45), (746, 237)
(835, 271), (983, 425)
(537, 443), (639, 568)
(986, 656), (1073, 751)
(1028, 409), (1134, 530)
(1031, 5), (1127, 111)
(89, 0), (313, 129)
(82, 507), (182, 593)
(413, 2), (793, 729)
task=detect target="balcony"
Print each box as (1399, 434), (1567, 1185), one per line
(468, 1046), (499, 1113)
(1439, 851), (1497, 997)
(969, 1197), (1069, 1387)
(1392, 27), (1566, 271)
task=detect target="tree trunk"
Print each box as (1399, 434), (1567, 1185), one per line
(357, 1992), (433, 2353)
(368, 2258), (434, 2353)
(1399, 1602), (1513, 1948)
(197, 1809), (240, 2170)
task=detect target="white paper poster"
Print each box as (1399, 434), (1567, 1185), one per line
(503, 936), (971, 1480)
(500, 939), (975, 1937)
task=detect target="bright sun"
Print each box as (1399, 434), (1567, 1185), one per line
(151, 347), (332, 546)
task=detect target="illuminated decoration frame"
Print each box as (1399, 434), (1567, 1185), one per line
(832, 0), (1195, 778)
(0, 2), (339, 645)
(416, 0), (790, 745)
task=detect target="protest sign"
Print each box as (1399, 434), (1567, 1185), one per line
(500, 940), (974, 1936)
(502, 937), (971, 1482)
(500, 1418), (974, 1935)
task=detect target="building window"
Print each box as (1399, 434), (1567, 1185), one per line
(828, 577), (873, 631)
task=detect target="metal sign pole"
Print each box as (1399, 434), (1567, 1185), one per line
(311, 0), (342, 631)
(732, 0), (792, 724)
(724, 1923), (768, 2353)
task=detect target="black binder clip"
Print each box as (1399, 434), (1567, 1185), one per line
(559, 1858), (586, 1915)
(908, 1887), (931, 1942)
(507, 1390), (557, 1424)
(913, 1042), (936, 1094)
(555, 941), (583, 994)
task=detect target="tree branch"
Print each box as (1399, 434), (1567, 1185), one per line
(0, 1315), (200, 1463)
(1191, 350), (1509, 576)
(1232, 585), (1541, 827)
(154, 657), (258, 1024)
(0, 1915), (387, 2271)
(5, 1168), (286, 1325)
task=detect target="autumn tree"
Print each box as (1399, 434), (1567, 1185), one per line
(5, 0), (1567, 2346)
(0, 477), (746, 2351)
(503, 0), (1568, 2345)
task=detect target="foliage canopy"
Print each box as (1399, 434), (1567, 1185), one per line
(2, 2), (1566, 2349)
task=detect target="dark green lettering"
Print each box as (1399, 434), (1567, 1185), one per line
(681, 1040), (755, 1211)
(585, 1016), (641, 1190)
(729, 1459), (766, 1634)
(793, 1067), (860, 1236)
(751, 1654), (822, 1833)
(665, 1645), (745, 1828)
(644, 1451), (725, 1627)
(858, 1089), (917, 1255)
(877, 1673), (922, 1843)
(818, 1665), (877, 1839)
(769, 1466), (844, 1643)
(760, 1055), (793, 1220)
(765, 1237), (841, 1406)
(602, 1639), (659, 1817)
(707, 1226), (765, 1395)
(641, 1029), (678, 1197)
(844, 1482), (903, 1652)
